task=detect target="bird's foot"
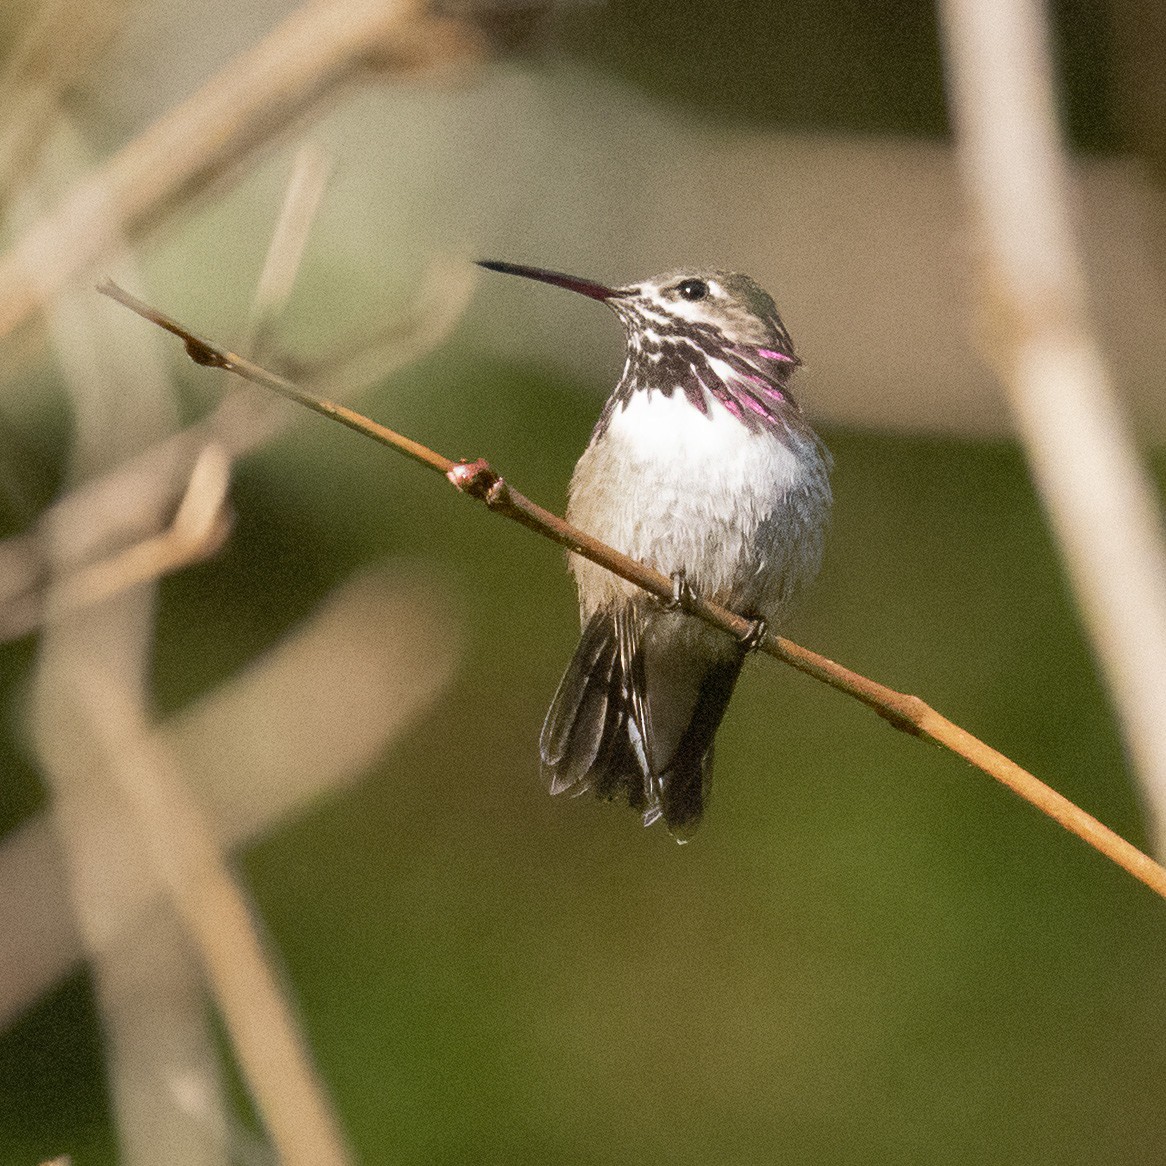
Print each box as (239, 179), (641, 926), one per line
(738, 616), (769, 651)
(661, 569), (699, 613)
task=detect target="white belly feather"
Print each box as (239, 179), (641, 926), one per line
(566, 388), (815, 622)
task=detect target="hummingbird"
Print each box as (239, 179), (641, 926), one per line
(478, 260), (832, 839)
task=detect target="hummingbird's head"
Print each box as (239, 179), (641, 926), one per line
(477, 260), (802, 427)
(606, 269), (796, 359)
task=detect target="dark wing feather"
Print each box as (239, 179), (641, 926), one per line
(541, 611), (650, 801)
(541, 614), (618, 790)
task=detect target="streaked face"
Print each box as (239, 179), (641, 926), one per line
(610, 270), (796, 356)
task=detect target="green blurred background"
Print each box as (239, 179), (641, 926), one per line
(3, 1), (1166, 1163)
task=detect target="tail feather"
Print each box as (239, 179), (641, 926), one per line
(540, 607), (743, 836)
(650, 651), (743, 836)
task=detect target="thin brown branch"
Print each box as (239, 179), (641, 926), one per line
(0, 257), (471, 640)
(98, 280), (456, 475)
(99, 280), (1166, 904)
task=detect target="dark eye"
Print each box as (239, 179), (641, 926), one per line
(676, 278), (709, 301)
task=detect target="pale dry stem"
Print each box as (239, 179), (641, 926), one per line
(0, 443), (232, 643)
(0, 5), (480, 1159)
(939, 0), (1166, 852)
(74, 682), (353, 1166)
(45, 443), (233, 617)
(243, 142), (336, 358)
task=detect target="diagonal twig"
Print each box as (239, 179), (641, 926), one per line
(98, 279), (1166, 904)
(0, 256), (473, 639)
(74, 683), (354, 1166)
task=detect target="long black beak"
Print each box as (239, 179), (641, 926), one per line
(476, 259), (623, 301)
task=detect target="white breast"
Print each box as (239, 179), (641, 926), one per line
(566, 388), (810, 620)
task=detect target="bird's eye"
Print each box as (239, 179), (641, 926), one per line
(676, 278), (709, 301)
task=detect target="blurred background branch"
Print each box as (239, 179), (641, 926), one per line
(0, 568), (457, 1025)
(0, 0), (482, 341)
(0, 442), (232, 643)
(939, 0), (1166, 852)
(17, 116), (234, 1166)
(0, 0), (131, 198)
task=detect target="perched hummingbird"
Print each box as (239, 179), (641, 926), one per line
(478, 260), (832, 839)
